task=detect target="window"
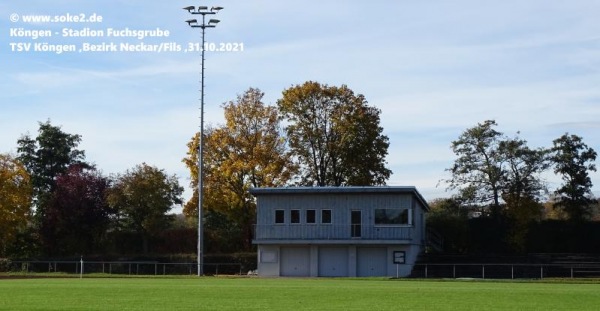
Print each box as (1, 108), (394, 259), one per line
(275, 210), (285, 224)
(375, 209), (410, 225)
(260, 251), (278, 263)
(306, 209), (316, 224)
(321, 209), (332, 224)
(291, 209), (300, 224)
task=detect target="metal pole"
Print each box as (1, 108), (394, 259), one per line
(197, 14), (205, 277)
(185, 6), (221, 277)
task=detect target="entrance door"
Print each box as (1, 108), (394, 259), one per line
(351, 210), (361, 238)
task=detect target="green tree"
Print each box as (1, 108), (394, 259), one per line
(499, 136), (549, 219)
(17, 120), (86, 198)
(108, 163), (183, 254)
(16, 121), (87, 225)
(0, 153), (32, 256)
(499, 137), (547, 252)
(183, 88), (296, 250)
(445, 120), (505, 216)
(551, 133), (597, 221)
(277, 81), (391, 186)
(445, 121), (550, 221)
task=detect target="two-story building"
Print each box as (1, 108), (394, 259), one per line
(250, 186), (429, 277)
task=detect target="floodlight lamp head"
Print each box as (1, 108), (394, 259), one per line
(211, 6), (224, 12)
(197, 6), (208, 12)
(208, 19), (220, 25)
(185, 19), (198, 26)
(183, 6), (195, 12)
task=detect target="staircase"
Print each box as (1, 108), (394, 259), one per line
(426, 227), (444, 253)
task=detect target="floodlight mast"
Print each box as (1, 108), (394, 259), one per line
(183, 5), (222, 277)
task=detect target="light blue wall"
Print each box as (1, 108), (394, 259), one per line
(255, 192), (426, 243)
(253, 188), (429, 277)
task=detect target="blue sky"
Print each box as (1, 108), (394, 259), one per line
(2, 1), (599, 212)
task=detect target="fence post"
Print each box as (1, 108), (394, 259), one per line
(482, 265), (485, 279)
(453, 265), (456, 279)
(571, 266), (573, 279)
(511, 265), (514, 279)
(425, 265), (428, 278)
(540, 266), (543, 279)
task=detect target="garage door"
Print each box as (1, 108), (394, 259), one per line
(318, 247), (348, 277)
(280, 247), (310, 277)
(357, 247), (387, 277)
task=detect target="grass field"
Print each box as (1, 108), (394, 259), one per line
(1, 276), (600, 310)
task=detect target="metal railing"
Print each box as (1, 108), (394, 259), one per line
(3, 260), (245, 276)
(412, 263), (600, 279)
(254, 224), (412, 241)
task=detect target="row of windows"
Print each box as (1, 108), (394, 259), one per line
(275, 209), (331, 224)
(274, 208), (412, 225)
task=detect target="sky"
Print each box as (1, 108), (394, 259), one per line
(2, 1), (599, 213)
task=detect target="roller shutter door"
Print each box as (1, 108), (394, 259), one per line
(280, 246), (310, 276)
(318, 247), (348, 277)
(357, 247), (387, 277)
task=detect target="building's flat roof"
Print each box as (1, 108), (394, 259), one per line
(250, 186), (430, 211)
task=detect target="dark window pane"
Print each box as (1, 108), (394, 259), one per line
(291, 209), (300, 223)
(306, 210), (316, 223)
(275, 210), (285, 224)
(375, 209), (409, 225)
(321, 210), (332, 224)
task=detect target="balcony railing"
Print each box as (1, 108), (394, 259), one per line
(253, 224), (412, 241)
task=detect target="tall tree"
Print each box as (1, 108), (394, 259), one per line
(40, 165), (111, 256)
(108, 163), (183, 254)
(499, 136), (549, 216)
(497, 136), (549, 252)
(0, 154), (32, 256)
(16, 121), (87, 221)
(445, 120), (505, 216)
(183, 88), (296, 250)
(17, 120), (86, 196)
(551, 133), (597, 221)
(277, 81), (391, 186)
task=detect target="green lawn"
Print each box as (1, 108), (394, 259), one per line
(1, 276), (599, 310)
